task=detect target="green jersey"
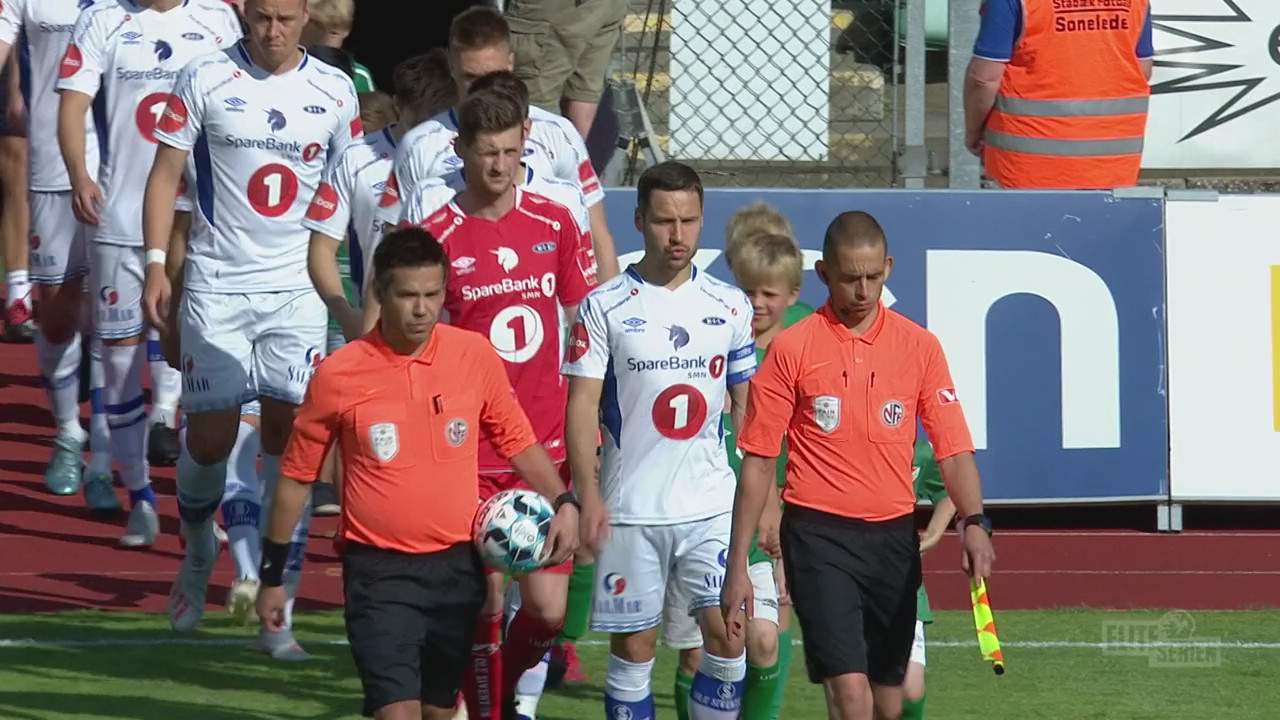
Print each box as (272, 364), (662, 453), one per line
(724, 302), (815, 566)
(353, 61), (376, 93)
(913, 439), (944, 624)
(328, 243), (360, 337)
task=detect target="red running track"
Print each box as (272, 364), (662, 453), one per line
(1, 341), (1276, 614)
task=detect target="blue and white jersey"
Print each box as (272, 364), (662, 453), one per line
(562, 266), (756, 525)
(0, 0), (100, 192)
(393, 104), (604, 215)
(153, 41), (362, 293)
(58, 0), (241, 246)
(302, 124), (399, 298)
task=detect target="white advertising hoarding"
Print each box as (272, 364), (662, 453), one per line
(1167, 195), (1280, 500)
(1144, 0), (1280, 169)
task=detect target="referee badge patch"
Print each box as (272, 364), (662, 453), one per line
(813, 395), (841, 433)
(446, 419), (469, 447)
(369, 423), (399, 463)
(881, 400), (905, 428)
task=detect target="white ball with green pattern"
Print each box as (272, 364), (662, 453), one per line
(472, 489), (555, 575)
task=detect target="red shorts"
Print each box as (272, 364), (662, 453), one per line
(479, 462), (573, 575)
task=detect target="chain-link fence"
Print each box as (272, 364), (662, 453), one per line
(606, 0), (907, 189)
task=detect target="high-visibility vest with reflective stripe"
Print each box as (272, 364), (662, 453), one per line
(983, 0), (1151, 190)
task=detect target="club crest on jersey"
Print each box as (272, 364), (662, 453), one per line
(153, 40), (173, 62)
(667, 325), (690, 351)
(368, 423), (399, 462)
(182, 32), (205, 41)
(532, 242), (556, 254)
(304, 105), (327, 115)
(445, 419), (468, 447)
(881, 400), (905, 428)
(266, 109), (287, 133)
(813, 395), (841, 433)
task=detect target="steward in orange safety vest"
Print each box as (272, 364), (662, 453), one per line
(964, 0), (1153, 190)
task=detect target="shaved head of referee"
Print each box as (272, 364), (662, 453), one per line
(723, 210), (998, 720)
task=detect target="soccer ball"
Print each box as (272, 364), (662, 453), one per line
(472, 489), (555, 575)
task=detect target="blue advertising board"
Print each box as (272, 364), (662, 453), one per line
(602, 188), (1169, 504)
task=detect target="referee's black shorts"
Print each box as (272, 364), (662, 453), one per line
(781, 505), (921, 686)
(343, 541), (486, 716)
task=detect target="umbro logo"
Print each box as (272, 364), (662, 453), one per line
(224, 97), (247, 112)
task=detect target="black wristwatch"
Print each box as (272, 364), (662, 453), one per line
(959, 513), (993, 537)
(553, 491), (581, 513)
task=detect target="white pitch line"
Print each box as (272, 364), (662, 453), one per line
(3, 637), (1280, 650)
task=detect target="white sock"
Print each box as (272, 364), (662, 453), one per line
(102, 341), (149, 491)
(146, 328), (180, 426)
(86, 336), (112, 475)
(36, 330), (86, 440)
(282, 478), (312, 630)
(221, 420), (263, 581)
(175, 432), (228, 553)
(515, 652), (549, 715)
(6, 269), (30, 306)
(604, 655), (656, 720)
(689, 652), (747, 719)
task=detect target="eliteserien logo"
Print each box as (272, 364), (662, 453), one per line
(1101, 611), (1223, 667)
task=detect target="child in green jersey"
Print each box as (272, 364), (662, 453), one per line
(907, 439), (956, 720)
(723, 230), (813, 720)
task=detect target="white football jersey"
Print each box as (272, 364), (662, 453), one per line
(154, 42), (362, 293)
(0, 0), (99, 192)
(58, 0), (241, 246)
(302, 124), (399, 295)
(561, 266), (757, 525)
(393, 105), (604, 214)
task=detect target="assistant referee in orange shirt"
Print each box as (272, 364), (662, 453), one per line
(256, 227), (580, 720)
(721, 212), (997, 720)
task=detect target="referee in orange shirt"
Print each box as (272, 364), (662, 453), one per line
(256, 227), (580, 720)
(721, 211), (996, 720)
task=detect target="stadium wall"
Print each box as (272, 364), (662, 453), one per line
(601, 188), (1280, 509)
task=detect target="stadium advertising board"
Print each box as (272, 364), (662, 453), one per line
(603, 188), (1169, 503)
(1166, 195), (1280, 501)
(1144, 1), (1280, 170)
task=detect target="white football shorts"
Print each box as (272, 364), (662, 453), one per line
(178, 288), (327, 413)
(28, 191), (89, 285)
(88, 242), (146, 340)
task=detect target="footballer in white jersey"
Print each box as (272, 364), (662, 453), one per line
(59, 0), (241, 251)
(566, 266), (755, 525)
(0, 0), (106, 504)
(562, 162), (754, 720)
(301, 124), (398, 339)
(143, 13), (360, 654)
(0, 0), (100, 284)
(53, 0), (241, 546)
(152, 42), (360, 413)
